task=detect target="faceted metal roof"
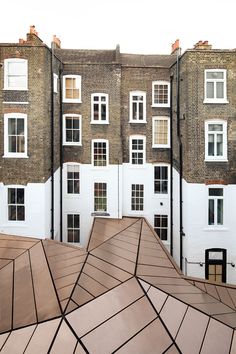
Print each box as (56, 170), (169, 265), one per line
(1, 217), (236, 353)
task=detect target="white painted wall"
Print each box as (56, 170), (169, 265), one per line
(122, 163), (170, 252)
(62, 163), (123, 247)
(178, 178), (236, 284)
(0, 168), (60, 240)
(172, 168), (180, 265)
(53, 168), (61, 241)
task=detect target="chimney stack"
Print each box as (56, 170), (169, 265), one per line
(171, 39), (181, 55)
(52, 35), (61, 49)
(193, 40), (212, 50)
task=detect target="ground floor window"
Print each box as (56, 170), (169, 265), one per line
(131, 184), (144, 211)
(8, 187), (25, 221)
(67, 214), (80, 243)
(205, 248), (226, 283)
(94, 183), (107, 212)
(154, 214), (168, 241)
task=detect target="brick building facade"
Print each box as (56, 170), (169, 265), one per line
(1, 28), (236, 283)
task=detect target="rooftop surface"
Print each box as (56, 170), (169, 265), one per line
(0, 217), (236, 353)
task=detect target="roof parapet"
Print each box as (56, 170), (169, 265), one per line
(193, 40), (212, 50)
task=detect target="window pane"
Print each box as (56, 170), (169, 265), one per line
(9, 136), (17, 152)
(68, 230), (74, 242)
(216, 82), (224, 98)
(8, 206), (16, 220)
(17, 206), (25, 221)
(17, 119), (24, 135)
(208, 124), (223, 131)
(73, 230), (80, 243)
(74, 214), (80, 228)
(66, 118), (72, 129)
(66, 130), (72, 142)
(217, 199), (223, 225)
(67, 180), (74, 193)
(208, 199), (214, 225)
(67, 214), (73, 228)
(8, 189), (16, 204)
(207, 72), (224, 80)
(206, 82), (214, 98)
(74, 180), (80, 194)
(17, 189), (24, 204)
(217, 134), (223, 156)
(209, 188), (223, 196)
(8, 118), (16, 134)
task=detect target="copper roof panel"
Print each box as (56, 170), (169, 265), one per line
(29, 242), (61, 321)
(116, 318), (173, 354)
(77, 272), (108, 297)
(74, 342), (87, 354)
(146, 286), (168, 312)
(13, 251), (36, 328)
(200, 318), (233, 354)
(213, 312), (236, 327)
(176, 307), (209, 354)
(0, 333), (10, 350)
(159, 296), (188, 338)
(91, 247), (135, 273)
(67, 278), (143, 337)
(157, 284), (204, 294)
(205, 283), (220, 300)
(0, 259), (12, 270)
(164, 344), (181, 353)
(0, 261), (13, 332)
(193, 302), (234, 316)
(230, 331), (236, 353)
(24, 318), (61, 354)
(54, 272), (79, 289)
(83, 263), (120, 288)
(50, 320), (77, 354)
(99, 242), (137, 262)
(81, 296), (157, 354)
(216, 285), (236, 309)
(137, 264), (180, 277)
(173, 292), (219, 304)
(0, 324), (36, 354)
(71, 284), (94, 306)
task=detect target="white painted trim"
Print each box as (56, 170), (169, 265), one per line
(3, 113), (28, 158)
(204, 120), (227, 161)
(91, 139), (109, 167)
(129, 135), (146, 165)
(4, 58), (28, 91)
(3, 102), (29, 105)
(63, 114), (82, 146)
(53, 73), (58, 93)
(63, 75), (81, 103)
(152, 81), (170, 107)
(204, 69), (228, 104)
(206, 185), (225, 228)
(64, 162), (81, 196)
(152, 116), (170, 148)
(129, 91), (146, 123)
(91, 93), (109, 124)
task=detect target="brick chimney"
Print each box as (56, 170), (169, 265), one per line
(26, 25), (43, 45)
(51, 35), (61, 49)
(193, 40), (212, 50)
(171, 39), (181, 55)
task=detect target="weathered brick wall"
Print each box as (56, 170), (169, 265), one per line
(121, 66), (171, 163)
(62, 63), (122, 164)
(0, 45), (61, 184)
(172, 50), (236, 184)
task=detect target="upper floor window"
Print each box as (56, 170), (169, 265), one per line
(67, 214), (80, 243)
(130, 136), (146, 165)
(131, 184), (144, 211)
(63, 114), (82, 146)
(94, 183), (107, 212)
(67, 164), (80, 194)
(8, 187), (25, 221)
(4, 113), (28, 158)
(4, 58), (28, 90)
(152, 117), (170, 148)
(205, 121), (227, 161)
(63, 75), (81, 103)
(53, 73), (58, 93)
(92, 140), (108, 166)
(152, 81), (170, 107)
(154, 166), (168, 194)
(204, 69), (227, 103)
(129, 91), (146, 122)
(208, 188), (224, 226)
(91, 93), (109, 123)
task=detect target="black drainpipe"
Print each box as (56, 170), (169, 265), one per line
(170, 75), (173, 256)
(176, 53), (183, 270)
(50, 47), (54, 240)
(59, 67), (63, 242)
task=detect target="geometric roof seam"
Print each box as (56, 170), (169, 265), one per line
(85, 216), (96, 252)
(136, 277), (236, 330)
(140, 280), (183, 353)
(63, 252), (90, 315)
(134, 217), (143, 276)
(229, 327), (236, 354)
(27, 248), (39, 325)
(93, 244), (137, 266)
(40, 240), (63, 315)
(0, 332), (11, 352)
(87, 252), (134, 276)
(46, 317), (64, 354)
(20, 322), (38, 353)
(87, 217), (142, 252)
(197, 315), (211, 354)
(63, 317), (89, 354)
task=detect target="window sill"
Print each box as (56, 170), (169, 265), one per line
(3, 101), (29, 105)
(152, 145), (170, 149)
(63, 99), (82, 103)
(63, 143), (82, 147)
(205, 158), (228, 163)
(3, 154), (29, 159)
(203, 99), (229, 104)
(3, 88), (28, 91)
(203, 227), (228, 232)
(151, 104), (170, 108)
(129, 120), (147, 124)
(90, 121), (109, 125)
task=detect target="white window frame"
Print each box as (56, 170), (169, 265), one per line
(131, 184), (144, 212)
(154, 214), (169, 242)
(7, 186), (25, 222)
(154, 164), (169, 195)
(204, 69), (228, 104)
(63, 75), (81, 103)
(67, 163), (80, 195)
(53, 73), (58, 93)
(152, 116), (170, 148)
(67, 214), (80, 243)
(129, 135), (146, 165)
(92, 139), (109, 167)
(94, 182), (107, 212)
(205, 120), (227, 162)
(91, 93), (109, 124)
(63, 114), (82, 146)
(152, 81), (170, 107)
(4, 58), (28, 91)
(129, 91), (146, 123)
(208, 187), (224, 227)
(4, 113), (28, 158)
